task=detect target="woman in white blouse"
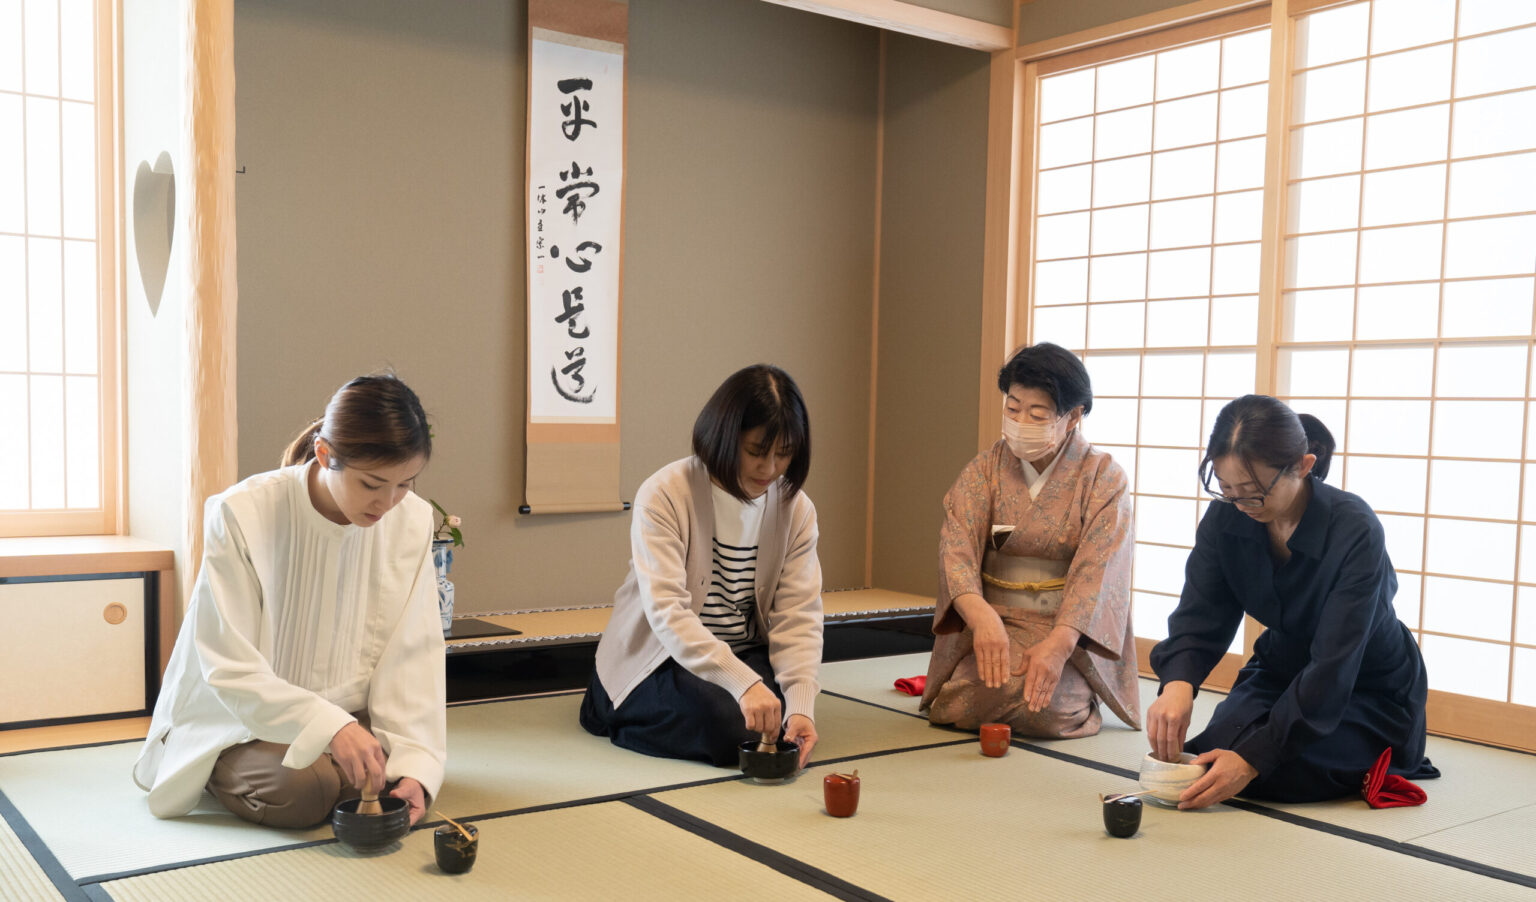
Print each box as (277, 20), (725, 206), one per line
(580, 364), (824, 768)
(134, 374), (446, 828)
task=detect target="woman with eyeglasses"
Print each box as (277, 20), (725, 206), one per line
(921, 343), (1141, 739)
(1147, 394), (1438, 809)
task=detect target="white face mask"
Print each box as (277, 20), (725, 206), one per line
(1002, 413), (1064, 461)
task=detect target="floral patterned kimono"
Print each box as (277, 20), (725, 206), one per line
(921, 430), (1141, 737)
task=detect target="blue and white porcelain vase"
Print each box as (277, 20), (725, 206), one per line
(432, 540), (455, 635)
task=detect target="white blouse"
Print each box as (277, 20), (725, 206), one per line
(133, 461), (447, 818)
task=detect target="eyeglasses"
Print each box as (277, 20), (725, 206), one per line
(1201, 463), (1289, 509)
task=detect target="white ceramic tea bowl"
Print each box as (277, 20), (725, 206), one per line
(1138, 752), (1207, 805)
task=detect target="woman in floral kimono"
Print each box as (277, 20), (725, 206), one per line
(922, 343), (1140, 738)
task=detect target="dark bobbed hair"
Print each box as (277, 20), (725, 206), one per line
(281, 373), (432, 470)
(996, 342), (1093, 416)
(691, 364), (811, 503)
(1200, 394), (1336, 488)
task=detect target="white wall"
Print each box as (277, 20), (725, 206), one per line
(123, 0), (188, 606)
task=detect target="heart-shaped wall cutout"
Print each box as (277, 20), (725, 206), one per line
(132, 151), (175, 317)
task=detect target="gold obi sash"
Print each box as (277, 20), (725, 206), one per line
(980, 552), (1068, 614)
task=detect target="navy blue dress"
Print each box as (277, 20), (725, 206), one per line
(1150, 477), (1439, 802)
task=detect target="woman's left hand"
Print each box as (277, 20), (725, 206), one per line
(387, 776), (427, 825)
(1013, 625), (1079, 712)
(1178, 749), (1257, 810)
(784, 714), (818, 769)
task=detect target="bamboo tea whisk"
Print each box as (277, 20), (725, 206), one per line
(357, 784), (383, 816)
(756, 731), (775, 754)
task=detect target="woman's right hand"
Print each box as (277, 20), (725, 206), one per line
(739, 681), (783, 738)
(1146, 680), (1195, 762)
(328, 721), (388, 794)
(954, 593), (1010, 689)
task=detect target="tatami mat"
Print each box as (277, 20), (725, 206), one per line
(0, 689), (947, 882)
(6, 652), (1534, 899)
(818, 652), (1217, 777)
(0, 810), (65, 902)
(448, 588), (935, 651)
(821, 653), (1536, 852)
(435, 689), (946, 817)
(0, 739), (330, 882)
(96, 801), (834, 902)
(653, 743), (1536, 902)
(1415, 802), (1536, 879)
(1258, 737), (1536, 846)
(817, 652), (930, 718)
(0, 717), (150, 756)
(448, 607), (612, 648)
(820, 588), (934, 618)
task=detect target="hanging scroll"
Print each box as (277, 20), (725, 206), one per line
(523, 0), (628, 514)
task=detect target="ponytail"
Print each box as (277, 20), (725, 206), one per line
(279, 374), (432, 470)
(281, 418), (325, 467)
(1202, 395), (1336, 484)
(1297, 413), (1335, 482)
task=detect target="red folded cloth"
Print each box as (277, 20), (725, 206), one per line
(1362, 747), (1428, 808)
(893, 676), (926, 696)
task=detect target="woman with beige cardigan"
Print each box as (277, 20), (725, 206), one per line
(580, 364), (823, 768)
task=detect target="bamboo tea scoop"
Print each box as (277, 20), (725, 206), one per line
(756, 731), (776, 754)
(357, 784), (383, 816)
(1099, 789), (1156, 803)
(434, 810), (475, 843)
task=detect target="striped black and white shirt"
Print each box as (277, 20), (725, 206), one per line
(705, 482), (765, 650)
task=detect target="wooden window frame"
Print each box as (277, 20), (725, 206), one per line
(0, 0), (123, 538)
(1001, 0), (1536, 751)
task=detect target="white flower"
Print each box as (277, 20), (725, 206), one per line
(447, 515), (462, 527)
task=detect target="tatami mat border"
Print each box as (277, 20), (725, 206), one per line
(75, 838), (340, 887)
(0, 737), (142, 759)
(0, 690), (588, 760)
(454, 604), (611, 617)
(9, 664), (1534, 895)
(818, 690), (1536, 891)
(453, 587), (924, 620)
(446, 688), (586, 708)
(1225, 798), (1536, 890)
(625, 795), (892, 902)
(71, 737), (977, 887)
(449, 632), (601, 650)
(413, 738), (975, 837)
(0, 789), (89, 902)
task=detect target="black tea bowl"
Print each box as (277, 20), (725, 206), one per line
(738, 739), (800, 784)
(332, 796), (411, 852)
(434, 822), (479, 874)
(1102, 795), (1143, 838)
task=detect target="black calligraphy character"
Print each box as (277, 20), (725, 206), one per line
(558, 78), (596, 140)
(561, 352), (587, 388)
(557, 241), (602, 274)
(556, 287), (591, 340)
(556, 183), (599, 224)
(556, 161), (599, 225)
(550, 346), (595, 404)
